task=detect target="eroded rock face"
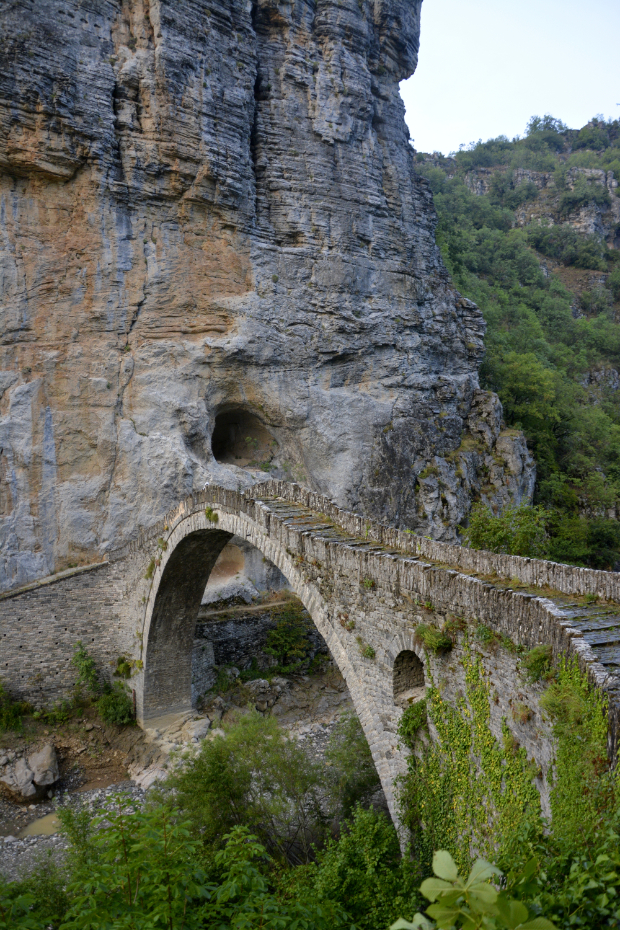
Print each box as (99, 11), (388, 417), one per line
(0, 0), (533, 590)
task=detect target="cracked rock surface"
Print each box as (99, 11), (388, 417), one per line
(0, 0), (533, 590)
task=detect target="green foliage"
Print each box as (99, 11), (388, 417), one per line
(324, 710), (382, 816)
(0, 853), (68, 929)
(463, 502), (549, 557)
(393, 850), (555, 929)
(96, 682), (134, 725)
(526, 224), (610, 269)
(357, 637), (376, 659)
(144, 557), (156, 580)
(204, 506), (219, 523)
(205, 826), (347, 930)
(521, 645), (554, 683)
(415, 624), (453, 654)
(287, 806), (422, 930)
(559, 180), (610, 216)
(0, 883), (39, 930)
(539, 658), (612, 847)
(398, 699), (428, 749)
(70, 641), (134, 724)
(70, 641), (99, 695)
(33, 700), (75, 726)
(161, 709), (325, 865)
(417, 118), (620, 570)
(0, 804), (348, 930)
(398, 647), (541, 875)
(0, 679), (31, 733)
(264, 602), (312, 670)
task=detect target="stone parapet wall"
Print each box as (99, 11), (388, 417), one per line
(0, 558), (141, 708)
(108, 479), (620, 600)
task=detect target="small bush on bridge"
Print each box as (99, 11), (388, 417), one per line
(414, 624), (453, 654)
(521, 644), (554, 683)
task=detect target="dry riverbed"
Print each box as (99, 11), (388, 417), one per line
(0, 663), (356, 882)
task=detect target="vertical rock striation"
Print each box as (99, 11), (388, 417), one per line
(0, 0), (533, 590)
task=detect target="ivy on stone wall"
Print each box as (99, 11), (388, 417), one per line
(398, 640), (540, 874)
(398, 636), (618, 883)
(539, 657), (611, 849)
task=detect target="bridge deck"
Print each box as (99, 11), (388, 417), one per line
(256, 492), (620, 695)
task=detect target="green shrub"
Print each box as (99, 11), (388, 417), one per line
(463, 502), (549, 558)
(96, 682), (134, 725)
(264, 602), (312, 670)
(559, 179), (610, 215)
(0, 680), (31, 733)
(161, 709), (325, 865)
(521, 645), (554, 683)
(414, 624), (453, 654)
(71, 642), (99, 695)
(204, 506), (219, 523)
(0, 807), (348, 930)
(285, 806), (422, 930)
(398, 700), (428, 750)
(356, 637), (376, 659)
(324, 710), (381, 817)
(526, 223), (609, 270)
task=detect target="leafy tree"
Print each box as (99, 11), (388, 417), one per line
(324, 709), (381, 817)
(463, 503), (549, 558)
(284, 806), (421, 930)
(161, 709), (326, 865)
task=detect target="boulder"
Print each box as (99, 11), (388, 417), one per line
(181, 718), (211, 741)
(29, 744), (59, 786)
(0, 744), (59, 801)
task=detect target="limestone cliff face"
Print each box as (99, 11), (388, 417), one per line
(0, 0), (533, 590)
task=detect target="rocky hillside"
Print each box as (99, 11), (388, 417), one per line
(415, 116), (620, 568)
(0, 0), (532, 591)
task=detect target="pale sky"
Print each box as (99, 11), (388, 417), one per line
(400, 0), (620, 155)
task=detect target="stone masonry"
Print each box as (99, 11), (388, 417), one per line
(2, 479), (620, 827)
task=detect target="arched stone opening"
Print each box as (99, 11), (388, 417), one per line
(393, 650), (425, 708)
(211, 408), (278, 467)
(135, 499), (407, 832)
(142, 528), (233, 721)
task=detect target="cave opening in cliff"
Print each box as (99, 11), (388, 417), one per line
(211, 408), (278, 468)
(393, 650), (425, 707)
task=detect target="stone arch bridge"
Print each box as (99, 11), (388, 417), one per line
(2, 481), (620, 823)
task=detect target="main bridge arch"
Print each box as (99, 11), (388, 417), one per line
(138, 505), (361, 725)
(135, 499), (423, 825)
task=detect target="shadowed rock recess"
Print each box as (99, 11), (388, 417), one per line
(0, 0), (533, 591)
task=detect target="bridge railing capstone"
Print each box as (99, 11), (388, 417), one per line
(106, 479), (620, 602)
